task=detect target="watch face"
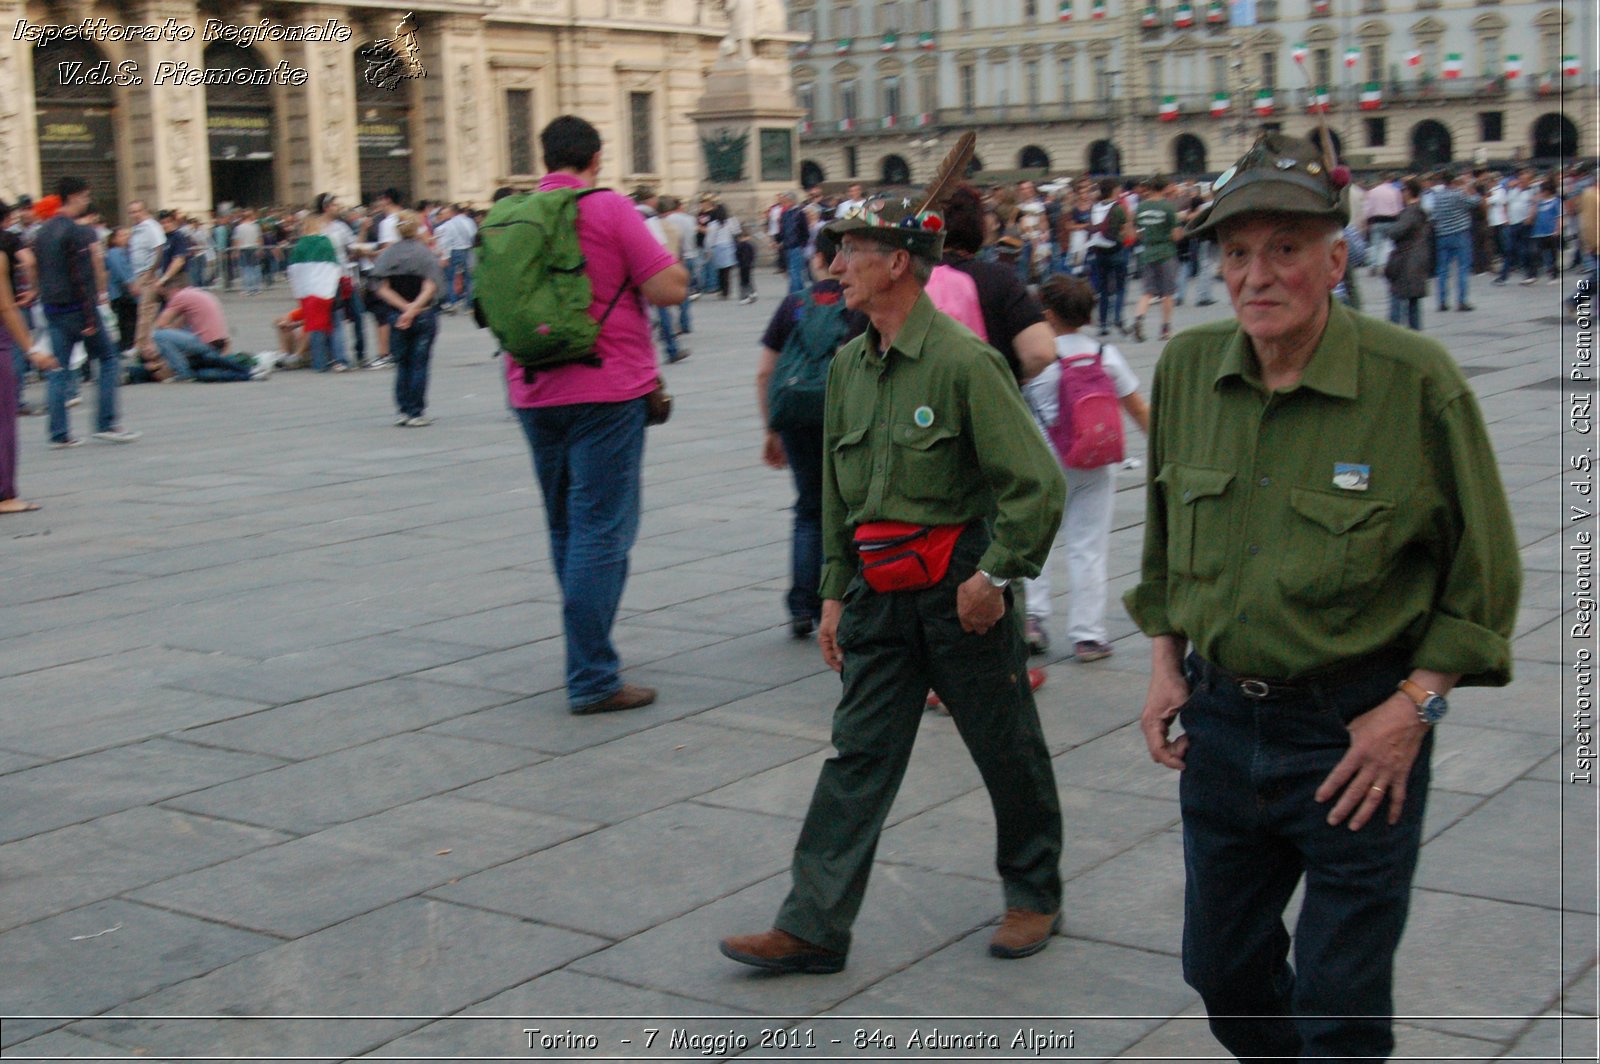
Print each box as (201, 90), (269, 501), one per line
(1420, 695), (1448, 723)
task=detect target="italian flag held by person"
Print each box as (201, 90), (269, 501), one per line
(1359, 82), (1382, 109)
(1159, 96), (1179, 120)
(288, 233), (340, 301)
(1443, 53), (1462, 78)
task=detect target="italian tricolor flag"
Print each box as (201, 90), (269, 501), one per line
(1565, 55), (1581, 77)
(1210, 92), (1230, 116)
(1059, 0), (1073, 20)
(1443, 53), (1462, 78)
(837, 117), (854, 131)
(834, 38), (852, 54)
(1359, 82), (1382, 109)
(880, 32), (897, 50)
(1141, 6), (1159, 27)
(1344, 46), (1360, 68)
(1503, 54), (1521, 78)
(1405, 50), (1422, 68)
(881, 114), (897, 128)
(918, 32), (935, 49)
(1254, 89), (1274, 115)
(1207, 0), (1226, 22)
(799, 119), (812, 134)
(1174, 3), (1194, 26)
(1292, 42), (1308, 65)
(1159, 96), (1180, 121)
(1091, 0), (1107, 18)
(1307, 86), (1330, 112)
(917, 112), (934, 126)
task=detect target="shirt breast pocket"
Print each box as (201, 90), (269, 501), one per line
(1158, 463), (1235, 580)
(893, 421), (961, 501)
(830, 425), (872, 508)
(1276, 487), (1395, 608)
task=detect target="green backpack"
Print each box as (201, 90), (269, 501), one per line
(767, 288), (852, 432)
(473, 187), (627, 381)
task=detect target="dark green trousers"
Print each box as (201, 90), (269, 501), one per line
(774, 528), (1064, 954)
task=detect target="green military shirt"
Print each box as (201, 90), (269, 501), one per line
(1136, 198), (1180, 264)
(819, 292), (1066, 601)
(1123, 298), (1520, 686)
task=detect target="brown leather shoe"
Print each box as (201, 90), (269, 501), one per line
(988, 908), (1061, 959)
(719, 928), (846, 974)
(571, 684), (657, 715)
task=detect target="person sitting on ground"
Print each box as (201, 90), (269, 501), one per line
(151, 278), (268, 382)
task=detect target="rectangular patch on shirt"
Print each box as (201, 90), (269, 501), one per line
(1332, 463), (1370, 491)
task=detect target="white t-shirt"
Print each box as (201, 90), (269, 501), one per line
(376, 211), (400, 247)
(1023, 334), (1139, 431)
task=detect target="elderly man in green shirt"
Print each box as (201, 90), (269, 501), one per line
(1127, 132), (1521, 1062)
(720, 194), (1068, 973)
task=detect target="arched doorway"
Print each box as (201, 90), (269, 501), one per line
(1532, 112), (1578, 162)
(880, 154), (912, 185)
(1308, 126), (1343, 162)
(1172, 133), (1207, 175)
(1410, 120), (1452, 168)
(204, 42), (276, 209)
(800, 159), (826, 188)
(1087, 139), (1121, 175)
(1019, 145), (1051, 170)
(355, 37), (415, 203)
(32, 39), (120, 213)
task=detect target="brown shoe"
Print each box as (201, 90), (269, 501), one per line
(719, 928), (846, 974)
(571, 683), (657, 715)
(989, 908), (1060, 959)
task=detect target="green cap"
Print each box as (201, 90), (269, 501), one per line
(1186, 131), (1350, 241)
(824, 193), (946, 258)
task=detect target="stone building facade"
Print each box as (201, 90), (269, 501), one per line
(790, 0), (1596, 186)
(1, 0), (746, 216)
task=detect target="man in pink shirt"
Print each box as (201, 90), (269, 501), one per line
(508, 115), (689, 714)
(152, 279), (264, 382)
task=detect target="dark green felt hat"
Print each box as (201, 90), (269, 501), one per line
(1186, 131), (1351, 240)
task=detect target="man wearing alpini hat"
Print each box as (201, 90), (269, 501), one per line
(1127, 131), (1521, 1059)
(719, 193), (1068, 973)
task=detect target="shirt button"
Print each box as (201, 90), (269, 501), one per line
(1182, 490), (1193, 501)
(1248, 544), (1260, 555)
(1258, 476), (1272, 487)
(1238, 613), (1248, 623)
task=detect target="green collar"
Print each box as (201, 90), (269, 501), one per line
(866, 291), (937, 362)
(1213, 297), (1359, 400)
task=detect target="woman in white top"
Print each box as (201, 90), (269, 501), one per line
(706, 207), (741, 299)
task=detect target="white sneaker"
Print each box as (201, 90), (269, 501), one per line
(92, 429), (141, 444)
(249, 363), (273, 380)
(404, 415), (433, 427)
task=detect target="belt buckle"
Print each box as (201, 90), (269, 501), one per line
(1238, 678), (1272, 700)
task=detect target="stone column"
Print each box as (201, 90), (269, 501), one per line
(0, 0), (38, 199)
(414, 14), (493, 205)
(275, 4), (360, 206)
(120, 0), (209, 213)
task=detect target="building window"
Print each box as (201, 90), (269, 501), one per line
(881, 1), (900, 32)
(798, 84), (815, 120)
(1147, 58), (1162, 101)
(839, 80), (858, 121)
(1257, 0), (1278, 20)
(883, 75), (902, 118)
(1421, 40), (1440, 77)
(505, 88), (534, 175)
(1261, 50), (1277, 91)
(1061, 56), (1076, 101)
(1026, 60), (1040, 108)
(1364, 115), (1386, 145)
(1480, 35), (1499, 78)
(959, 0), (973, 28)
(845, 144), (858, 177)
(919, 69), (938, 111)
(1211, 54), (1228, 91)
(791, 8), (814, 35)
(1313, 48), (1331, 87)
(629, 91), (653, 173)
(1365, 42), (1384, 84)
(1480, 110), (1503, 141)
(1024, 0), (1038, 18)
(836, 5), (856, 37)
(918, 0), (937, 31)
(960, 63), (976, 110)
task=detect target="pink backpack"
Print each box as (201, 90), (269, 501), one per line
(925, 264), (988, 341)
(1046, 347), (1125, 469)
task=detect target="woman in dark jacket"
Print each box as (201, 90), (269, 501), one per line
(1384, 178), (1432, 331)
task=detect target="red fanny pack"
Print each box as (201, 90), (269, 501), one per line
(853, 521), (966, 593)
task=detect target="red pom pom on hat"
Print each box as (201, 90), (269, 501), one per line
(1329, 165), (1351, 190)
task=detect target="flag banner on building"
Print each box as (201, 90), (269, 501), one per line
(1174, 3), (1194, 27)
(1211, 91), (1230, 115)
(793, 41), (811, 57)
(1565, 55), (1581, 77)
(800, 120), (813, 134)
(882, 114), (897, 128)
(1307, 86), (1330, 112)
(838, 117), (854, 130)
(1159, 95), (1180, 120)
(1311, 0), (1329, 13)
(1344, 46), (1360, 67)
(1207, 0), (1227, 23)
(1503, 54), (1521, 78)
(1443, 52), (1462, 77)
(1060, 0), (1073, 20)
(1405, 50), (1422, 67)
(880, 32), (897, 50)
(1092, 0), (1108, 17)
(1254, 89), (1274, 114)
(1142, 6), (1160, 27)
(1359, 82), (1382, 108)
(1229, 0), (1256, 27)
(917, 112), (934, 126)
(835, 38), (852, 53)
(1292, 42), (1308, 64)
(918, 32), (936, 48)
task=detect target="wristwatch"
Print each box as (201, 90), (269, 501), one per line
(1398, 678), (1448, 726)
(978, 569), (1011, 589)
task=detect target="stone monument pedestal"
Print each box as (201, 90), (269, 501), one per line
(689, 56), (805, 224)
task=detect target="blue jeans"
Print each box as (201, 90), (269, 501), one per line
(341, 283), (368, 363)
(441, 248), (472, 308)
(785, 246), (812, 294)
(1177, 652), (1432, 1062)
(515, 399), (647, 708)
(1434, 229), (1472, 308)
(392, 310), (436, 417)
(653, 305), (681, 361)
(307, 328), (348, 372)
(153, 329), (250, 382)
(44, 305), (119, 441)
(778, 424), (824, 623)
(238, 248), (261, 292)
(1090, 248), (1127, 329)
(1388, 295), (1422, 330)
